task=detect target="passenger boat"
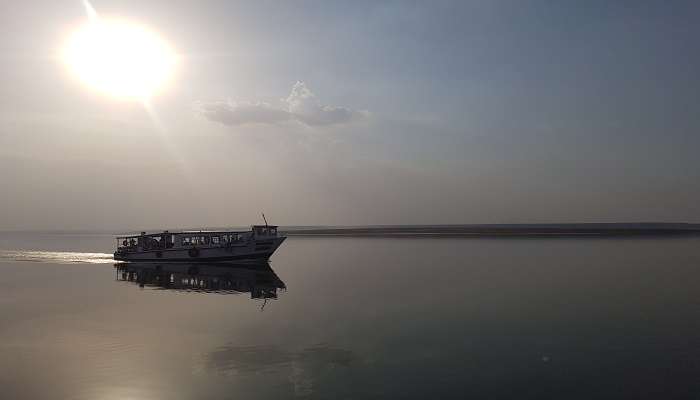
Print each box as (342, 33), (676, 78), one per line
(113, 225), (285, 262)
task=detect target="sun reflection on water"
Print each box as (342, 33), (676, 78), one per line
(0, 250), (113, 264)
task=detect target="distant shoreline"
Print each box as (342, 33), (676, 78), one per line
(2, 223), (700, 238)
(281, 223), (700, 238)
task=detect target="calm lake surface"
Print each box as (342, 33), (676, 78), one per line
(1, 233), (700, 399)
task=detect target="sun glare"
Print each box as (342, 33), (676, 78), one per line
(63, 18), (176, 101)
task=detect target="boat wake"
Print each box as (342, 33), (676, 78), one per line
(0, 249), (114, 264)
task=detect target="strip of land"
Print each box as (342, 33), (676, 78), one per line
(281, 223), (700, 238)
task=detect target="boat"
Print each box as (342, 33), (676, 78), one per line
(113, 225), (286, 262)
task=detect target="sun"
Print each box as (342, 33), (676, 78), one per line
(62, 18), (177, 101)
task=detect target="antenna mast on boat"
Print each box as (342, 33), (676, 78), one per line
(262, 212), (268, 227)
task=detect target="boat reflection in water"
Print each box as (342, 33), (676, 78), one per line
(114, 262), (286, 300)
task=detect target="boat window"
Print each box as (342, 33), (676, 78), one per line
(118, 238), (136, 248)
(183, 236), (207, 245)
(212, 236), (220, 244)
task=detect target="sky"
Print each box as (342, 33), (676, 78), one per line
(1, 0), (699, 230)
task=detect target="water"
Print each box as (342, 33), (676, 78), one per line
(1, 233), (700, 399)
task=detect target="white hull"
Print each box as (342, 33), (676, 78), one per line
(114, 236), (285, 262)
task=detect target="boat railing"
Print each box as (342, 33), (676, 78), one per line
(116, 227), (281, 252)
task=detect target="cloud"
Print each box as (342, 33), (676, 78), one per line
(196, 101), (292, 126)
(196, 82), (367, 127)
(285, 81), (369, 126)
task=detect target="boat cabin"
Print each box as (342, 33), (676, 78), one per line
(252, 225), (278, 237)
(116, 226), (280, 252)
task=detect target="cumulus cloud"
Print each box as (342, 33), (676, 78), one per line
(197, 101), (292, 126)
(197, 82), (367, 127)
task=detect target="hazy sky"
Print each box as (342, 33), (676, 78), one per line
(1, 0), (699, 230)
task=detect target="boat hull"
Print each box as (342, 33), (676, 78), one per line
(113, 237), (286, 263)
